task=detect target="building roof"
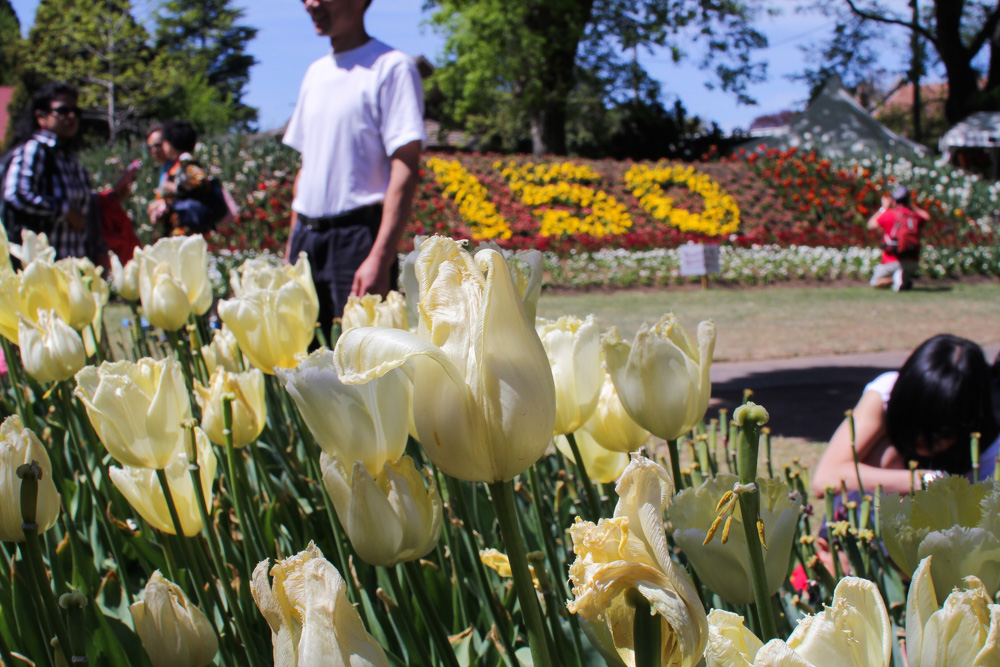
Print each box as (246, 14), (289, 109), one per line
(939, 111), (1000, 150)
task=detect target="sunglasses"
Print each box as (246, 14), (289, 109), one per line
(49, 105), (81, 117)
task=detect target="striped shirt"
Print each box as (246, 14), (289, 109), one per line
(2, 130), (91, 259)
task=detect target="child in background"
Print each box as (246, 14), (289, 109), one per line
(147, 119), (216, 235)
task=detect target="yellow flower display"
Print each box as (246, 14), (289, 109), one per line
(625, 163), (740, 236)
(426, 157), (512, 240)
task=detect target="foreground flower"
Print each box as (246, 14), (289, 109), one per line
(200, 326), (242, 375)
(109, 428), (216, 536)
(341, 291), (408, 331)
(705, 577), (891, 666)
(881, 476), (1000, 596)
(134, 235), (213, 320)
(555, 430), (629, 484)
(218, 256), (319, 374)
(129, 571), (218, 667)
(670, 474), (803, 605)
(0, 415), (60, 542)
(252, 542), (388, 666)
(602, 314), (716, 441)
(580, 371), (650, 454)
(0, 269), (23, 342)
(906, 556), (1000, 667)
(568, 455), (707, 666)
(194, 368), (266, 448)
(75, 358), (192, 469)
(321, 454), (442, 567)
(278, 348), (410, 475)
(138, 262), (191, 331)
(18, 310), (87, 384)
(334, 236), (555, 483)
(8, 229), (55, 265)
(537, 314), (602, 435)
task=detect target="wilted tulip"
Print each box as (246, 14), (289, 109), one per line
(568, 455), (707, 666)
(881, 476), (1000, 596)
(0, 415), (60, 542)
(110, 252), (141, 302)
(555, 430), (629, 484)
(278, 348), (410, 475)
(670, 474), (803, 605)
(134, 235), (213, 318)
(129, 571), (218, 667)
(218, 269), (318, 374)
(342, 291), (408, 331)
(537, 314), (602, 435)
(9, 229), (55, 265)
(705, 577), (891, 667)
(252, 542), (388, 666)
(906, 556), (1000, 667)
(109, 427), (216, 536)
(580, 371), (650, 453)
(75, 357), (192, 469)
(334, 236), (555, 483)
(602, 314), (716, 442)
(18, 310), (87, 384)
(200, 326), (242, 375)
(194, 368), (266, 448)
(321, 454), (442, 567)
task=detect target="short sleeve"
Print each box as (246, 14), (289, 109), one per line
(378, 57), (426, 157)
(876, 209), (896, 234)
(863, 371), (898, 412)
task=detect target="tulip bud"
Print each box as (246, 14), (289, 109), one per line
(581, 371), (650, 453)
(321, 454), (442, 567)
(536, 314), (602, 435)
(18, 310), (87, 384)
(194, 368), (266, 448)
(110, 253), (141, 302)
(0, 415), (60, 541)
(129, 571), (218, 667)
(602, 314), (715, 443)
(278, 348), (410, 475)
(109, 427), (216, 536)
(75, 357), (193, 469)
(140, 263), (192, 332)
(334, 236), (556, 483)
(252, 542), (388, 666)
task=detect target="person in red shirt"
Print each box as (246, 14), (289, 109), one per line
(867, 185), (929, 291)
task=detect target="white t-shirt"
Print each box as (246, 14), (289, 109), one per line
(864, 371), (898, 411)
(283, 39), (425, 218)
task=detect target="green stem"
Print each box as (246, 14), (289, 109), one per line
(666, 439), (684, 491)
(153, 468), (210, 615)
(565, 431), (600, 520)
(630, 591), (661, 667)
(488, 479), (552, 667)
(402, 560), (461, 667)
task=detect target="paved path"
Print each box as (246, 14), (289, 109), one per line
(709, 344), (1000, 442)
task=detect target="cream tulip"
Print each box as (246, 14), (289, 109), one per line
(473, 241), (544, 322)
(109, 427), (216, 536)
(334, 236), (556, 483)
(537, 314), (602, 435)
(568, 455), (708, 667)
(194, 368), (266, 448)
(321, 454), (442, 567)
(0, 269), (23, 342)
(251, 542), (388, 666)
(602, 314), (716, 442)
(110, 252), (141, 302)
(906, 556), (1000, 667)
(9, 229), (55, 265)
(277, 348), (410, 475)
(229, 252), (318, 310)
(140, 262), (192, 331)
(218, 268), (318, 374)
(341, 291), (408, 331)
(555, 430), (629, 484)
(704, 577), (892, 667)
(18, 310), (87, 384)
(20, 258), (71, 326)
(581, 371), (650, 454)
(670, 474), (803, 605)
(75, 358), (192, 469)
(129, 571), (218, 667)
(0, 415), (60, 542)
(54, 258), (99, 331)
(134, 235), (213, 317)
(200, 326), (242, 375)
(881, 476), (1000, 596)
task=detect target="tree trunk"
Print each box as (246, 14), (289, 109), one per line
(529, 100), (568, 156)
(935, 0), (987, 124)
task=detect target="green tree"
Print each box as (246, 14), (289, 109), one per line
(0, 0), (22, 85)
(154, 0), (258, 129)
(26, 0), (154, 142)
(428, 0), (768, 155)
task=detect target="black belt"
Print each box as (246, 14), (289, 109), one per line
(299, 203), (382, 231)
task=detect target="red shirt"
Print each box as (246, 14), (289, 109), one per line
(876, 207), (924, 264)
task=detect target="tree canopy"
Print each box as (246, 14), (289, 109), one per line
(427, 0), (768, 155)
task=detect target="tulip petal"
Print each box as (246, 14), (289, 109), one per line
(345, 461), (405, 566)
(705, 609), (763, 667)
(906, 557), (939, 667)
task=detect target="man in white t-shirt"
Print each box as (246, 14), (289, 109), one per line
(284, 0), (425, 342)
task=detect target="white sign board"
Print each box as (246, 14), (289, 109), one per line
(679, 244), (720, 277)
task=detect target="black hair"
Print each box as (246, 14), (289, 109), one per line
(891, 185), (911, 208)
(9, 81), (79, 146)
(886, 334), (999, 474)
(161, 119), (198, 153)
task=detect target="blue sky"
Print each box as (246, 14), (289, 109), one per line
(9, 0), (916, 132)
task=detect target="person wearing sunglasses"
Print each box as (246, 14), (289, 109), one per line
(1, 81), (100, 262)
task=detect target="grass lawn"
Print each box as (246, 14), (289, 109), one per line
(537, 280), (1000, 362)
